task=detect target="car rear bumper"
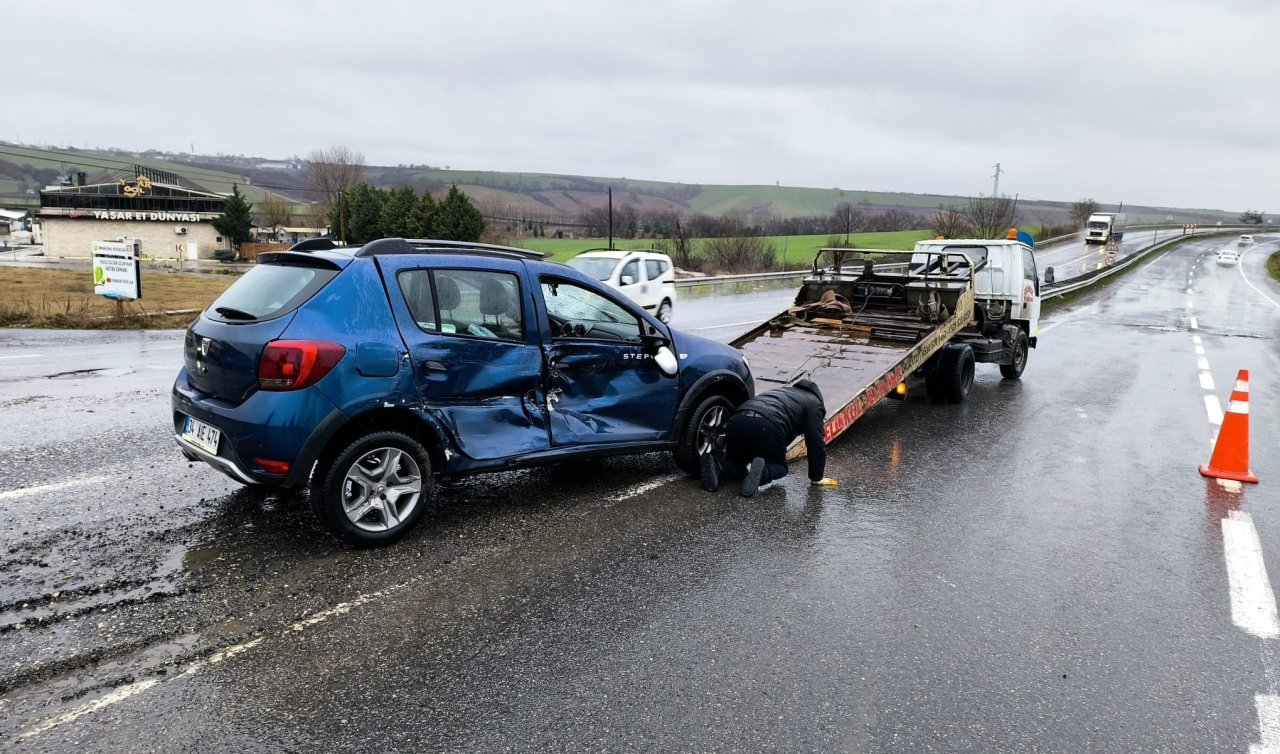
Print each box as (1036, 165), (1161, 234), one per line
(172, 368), (344, 487)
(174, 432), (262, 485)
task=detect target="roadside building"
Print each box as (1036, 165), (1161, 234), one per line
(37, 166), (228, 260)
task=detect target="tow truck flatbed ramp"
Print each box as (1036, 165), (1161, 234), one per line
(729, 250), (976, 461)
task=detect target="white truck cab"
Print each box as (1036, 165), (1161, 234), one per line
(1085, 212), (1127, 245)
(911, 236), (1041, 338)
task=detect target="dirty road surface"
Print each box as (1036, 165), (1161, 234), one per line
(2, 236), (1279, 752)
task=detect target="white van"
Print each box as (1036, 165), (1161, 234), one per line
(566, 250), (677, 323)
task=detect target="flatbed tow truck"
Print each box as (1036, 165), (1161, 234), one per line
(730, 234), (1043, 459)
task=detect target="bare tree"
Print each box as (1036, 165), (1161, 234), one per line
(963, 195), (1016, 239)
(257, 194), (293, 240)
(832, 202), (866, 241)
(703, 236), (777, 274)
(930, 206), (972, 238)
(1068, 198), (1100, 228)
(306, 145), (366, 217)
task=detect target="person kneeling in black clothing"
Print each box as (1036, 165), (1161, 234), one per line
(700, 378), (836, 497)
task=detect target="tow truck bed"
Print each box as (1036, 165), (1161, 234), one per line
(729, 250), (976, 460)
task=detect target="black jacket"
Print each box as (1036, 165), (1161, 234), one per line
(736, 379), (827, 481)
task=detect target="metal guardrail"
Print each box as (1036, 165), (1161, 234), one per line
(676, 225), (1261, 290)
(1040, 229), (1234, 300)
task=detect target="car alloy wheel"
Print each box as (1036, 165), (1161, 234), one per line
(341, 446), (423, 532)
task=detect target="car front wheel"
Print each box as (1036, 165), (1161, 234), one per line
(311, 431), (434, 546)
(674, 394), (734, 475)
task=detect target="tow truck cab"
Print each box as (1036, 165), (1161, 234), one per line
(910, 235), (1040, 360)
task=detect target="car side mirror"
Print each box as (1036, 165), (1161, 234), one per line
(1044, 267), (1055, 285)
(654, 346), (678, 376)
(620, 274), (636, 286)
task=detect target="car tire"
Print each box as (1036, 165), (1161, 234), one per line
(657, 299), (673, 324)
(674, 394), (734, 476)
(1000, 331), (1029, 380)
(310, 431), (434, 546)
(925, 343), (975, 404)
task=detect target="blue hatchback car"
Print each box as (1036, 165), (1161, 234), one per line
(173, 238), (753, 544)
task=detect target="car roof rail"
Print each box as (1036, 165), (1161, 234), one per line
(352, 238), (546, 259)
(288, 237), (340, 252)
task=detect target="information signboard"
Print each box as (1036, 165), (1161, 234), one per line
(92, 240), (142, 300)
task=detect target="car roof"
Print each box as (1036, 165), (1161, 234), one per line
(286, 237), (545, 260)
(572, 249), (669, 260)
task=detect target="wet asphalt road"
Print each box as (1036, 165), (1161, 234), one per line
(1, 235), (1278, 752)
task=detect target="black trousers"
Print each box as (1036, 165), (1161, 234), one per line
(719, 414), (789, 484)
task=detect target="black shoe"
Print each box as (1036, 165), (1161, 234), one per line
(700, 453), (719, 492)
(741, 458), (765, 498)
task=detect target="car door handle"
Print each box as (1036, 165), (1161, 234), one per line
(422, 360), (446, 373)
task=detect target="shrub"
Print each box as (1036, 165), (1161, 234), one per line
(702, 236), (777, 274)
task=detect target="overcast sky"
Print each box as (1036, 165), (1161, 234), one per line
(10, 0), (1278, 211)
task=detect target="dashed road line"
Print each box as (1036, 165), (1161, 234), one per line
(1204, 395), (1224, 426)
(1223, 511), (1280, 639)
(1200, 372), (1216, 391)
(1252, 695), (1280, 754)
(0, 475), (113, 502)
(609, 473), (683, 502)
(20, 577), (424, 740)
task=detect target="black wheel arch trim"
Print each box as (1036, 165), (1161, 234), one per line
(671, 370), (751, 438)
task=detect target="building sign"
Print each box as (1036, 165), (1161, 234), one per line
(120, 176), (153, 198)
(91, 210), (204, 222)
(92, 240), (142, 300)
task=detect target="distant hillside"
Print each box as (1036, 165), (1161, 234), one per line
(0, 142), (1245, 227)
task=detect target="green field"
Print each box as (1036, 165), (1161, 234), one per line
(516, 230), (935, 264)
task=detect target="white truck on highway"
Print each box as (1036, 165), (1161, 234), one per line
(1085, 212), (1127, 245)
(730, 233), (1041, 457)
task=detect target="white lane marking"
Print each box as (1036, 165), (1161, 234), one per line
(1197, 358), (1211, 371)
(1186, 288), (1194, 294)
(1200, 372), (1216, 391)
(1251, 694), (1280, 754)
(1219, 479), (1244, 493)
(1238, 246), (1280, 309)
(18, 680), (161, 739)
(0, 475), (113, 502)
(21, 575), (422, 739)
(0, 354), (41, 360)
(691, 320), (767, 332)
(1140, 246), (1178, 272)
(610, 473), (683, 502)
(1205, 395), (1225, 426)
(1193, 335), (1203, 345)
(1195, 345), (1206, 356)
(1190, 316), (1200, 330)
(1187, 300), (1194, 310)
(1223, 511), (1280, 639)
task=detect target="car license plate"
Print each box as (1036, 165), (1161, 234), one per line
(182, 415), (221, 455)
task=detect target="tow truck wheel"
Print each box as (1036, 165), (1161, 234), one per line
(926, 343), (975, 404)
(1000, 331), (1030, 380)
(674, 394), (734, 476)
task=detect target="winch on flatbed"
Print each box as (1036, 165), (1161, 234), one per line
(731, 234), (1042, 459)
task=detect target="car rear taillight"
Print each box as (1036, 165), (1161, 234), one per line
(257, 340), (346, 391)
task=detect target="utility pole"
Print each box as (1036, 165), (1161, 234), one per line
(991, 162), (1003, 197)
(607, 186), (614, 250)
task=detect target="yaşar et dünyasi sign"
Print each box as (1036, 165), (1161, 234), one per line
(92, 240), (142, 300)
(90, 210), (204, 222)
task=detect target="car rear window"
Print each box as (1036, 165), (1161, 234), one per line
(206, 263), (337, 322)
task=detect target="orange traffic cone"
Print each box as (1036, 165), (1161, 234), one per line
(1200, 369), (1259, 484)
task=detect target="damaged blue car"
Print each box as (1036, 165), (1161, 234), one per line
(173, 238), (753, 544)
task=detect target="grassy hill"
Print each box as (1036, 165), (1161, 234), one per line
(0, 142), (1246, 228)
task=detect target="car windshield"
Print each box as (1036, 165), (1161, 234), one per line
(566, 257), (619, 281)
(1087, 221), (1108, 230)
